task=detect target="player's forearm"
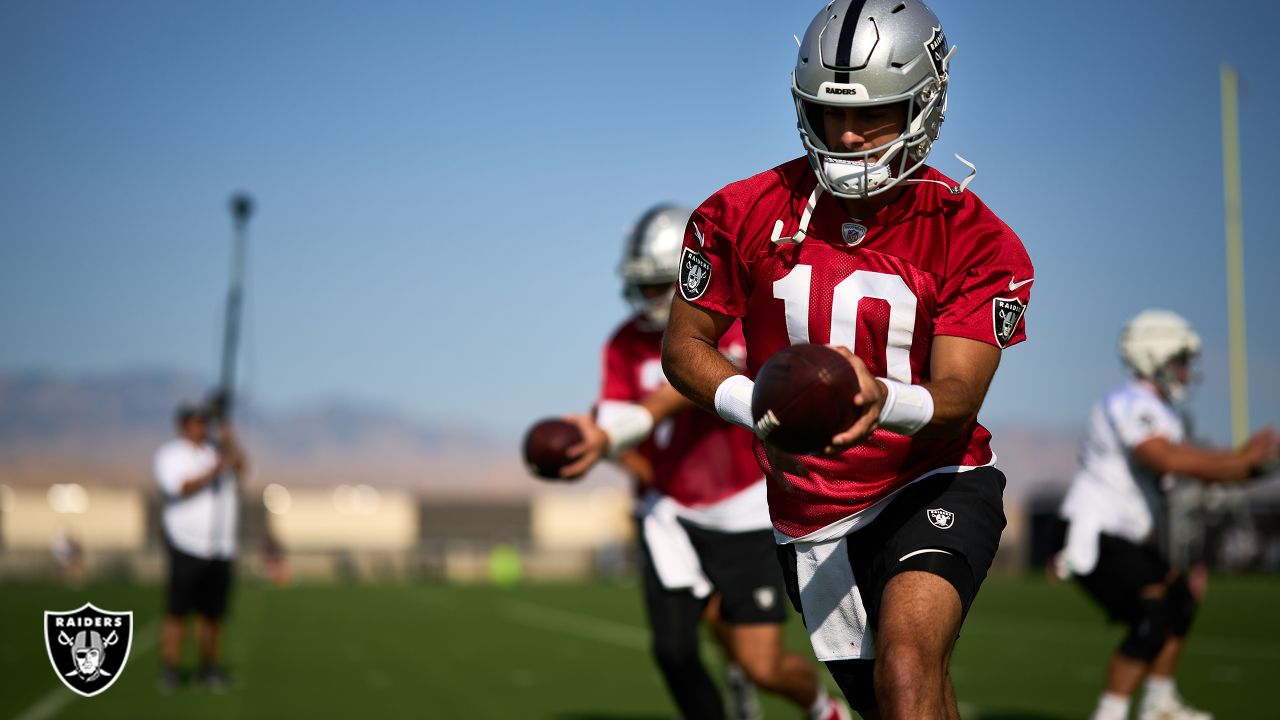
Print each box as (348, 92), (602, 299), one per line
(661, 334), (737, 413)
(662, 299), (741, 414)
(640, 385), (695, 424)
(898, 335), (999, 439)
(913, 375), (989, 438)
(178, 466), (219, 497)
(1160, 445), (1253, 484)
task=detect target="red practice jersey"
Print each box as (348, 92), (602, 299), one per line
(599, 317), (762, 507)
(680, 158), (1034, 537)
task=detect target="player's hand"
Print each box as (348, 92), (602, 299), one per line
(823, 345), (886, 455)
(559, 414), (609, 479)
(1244, 426), (1280, 479)
(1044, 553), (1064, 583)
(616, 450), (655, 488)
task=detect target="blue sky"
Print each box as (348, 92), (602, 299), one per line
(2, 0), (1278, 444)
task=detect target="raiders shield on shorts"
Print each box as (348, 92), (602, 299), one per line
(44, 603), (133, 697)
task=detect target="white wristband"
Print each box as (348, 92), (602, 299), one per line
(596, 402), (655, 456)
(877, 379), (934, 436)
(714, 374), (756, 432)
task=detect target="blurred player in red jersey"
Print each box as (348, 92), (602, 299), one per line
(661, 1), (1034, 717)
(561, 205), (849, 720)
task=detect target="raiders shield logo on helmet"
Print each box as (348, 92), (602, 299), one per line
(44, 603), (133, 697)
(992, 297), (1026, 348)
(925, 26), (949, 80)
(679, 247), (712, 301)
(926, 508), (955, 529)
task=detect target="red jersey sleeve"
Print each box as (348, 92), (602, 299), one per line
(678, 202), (751, 318)
(598, 328), (640, 403)
(933, 202), (1034, 349)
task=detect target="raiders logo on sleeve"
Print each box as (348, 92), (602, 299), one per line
(679, 246), (712, 301)
(992, 297), (1026, 348)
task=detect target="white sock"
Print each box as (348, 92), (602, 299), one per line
(808, 684), (830, 718)
(1091, 692), (1130, 720)
(1143, 676), (1176, 706)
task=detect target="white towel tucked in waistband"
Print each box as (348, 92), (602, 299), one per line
(638, 492), (711, 599)
(795, 536), (875, 661)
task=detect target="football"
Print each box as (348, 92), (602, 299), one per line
(751, 344), (861, 455)
(522, 418), (584, 480)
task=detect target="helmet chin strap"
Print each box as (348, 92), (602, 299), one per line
(771, 185), (821, 245)
(905, 154), (978, 195)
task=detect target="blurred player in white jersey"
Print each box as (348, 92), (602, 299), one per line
(561, 205), (848, 720)
(1058, 310), (1279, 720)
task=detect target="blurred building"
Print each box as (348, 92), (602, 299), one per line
(3, 473), (1277, 583)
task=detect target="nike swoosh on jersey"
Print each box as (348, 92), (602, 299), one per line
(692, 223), (705, 247)
(1007, 277), (1034, 291)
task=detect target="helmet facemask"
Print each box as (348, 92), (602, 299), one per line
(1150, 350), (1200, 403)
(793, 80), (945, 199)
(624, 283), (677, 330)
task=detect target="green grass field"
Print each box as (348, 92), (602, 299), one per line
(2, 575), (1277, 719)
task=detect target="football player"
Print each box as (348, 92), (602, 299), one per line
(561, 205), (849, 720)
(1057, 310), (1279, 720)
(660, 1), (1033, 717)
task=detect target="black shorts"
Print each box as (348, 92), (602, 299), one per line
(166, 542), (233, 620)
(1075, 534), (1172, 623)
(639, 520), (789, 625)
(779, 466), (1007, 633)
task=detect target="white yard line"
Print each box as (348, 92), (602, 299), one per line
(12, 618), (159, 720)
(501, 598), (650, 651)
(501, 597), (995, 717)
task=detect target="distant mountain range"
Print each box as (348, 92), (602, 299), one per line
(0, 369), (1084, 500)
(0, 369), (531, 496)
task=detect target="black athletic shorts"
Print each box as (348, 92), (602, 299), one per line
(639, 519), (789, 624)
(166, 542), (233, 620)
(1075, 534), (1172, 623)
(779, 466), (1007, 633)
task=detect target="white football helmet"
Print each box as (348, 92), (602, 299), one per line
(619, 205), (691, 329)
(792, 0), (952, 198)
(1119, 310), (1202, 401)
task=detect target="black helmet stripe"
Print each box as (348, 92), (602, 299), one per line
(832, 0), (869, 84)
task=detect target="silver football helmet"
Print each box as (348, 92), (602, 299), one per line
(792, 0), (952, 198)
(1120, 310), (1202, 401)
(619, 205), (691, 329)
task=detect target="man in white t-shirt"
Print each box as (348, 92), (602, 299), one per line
(1058, 310), (1278, 720)
(154, 404), (246, 692)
